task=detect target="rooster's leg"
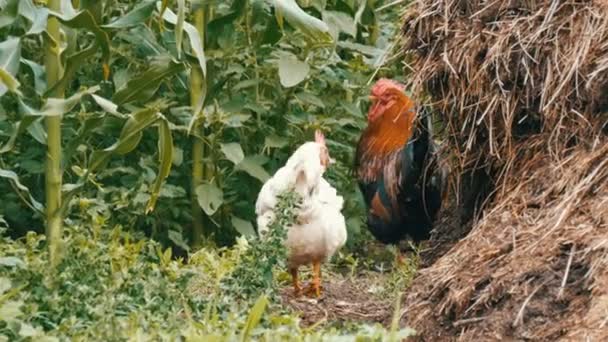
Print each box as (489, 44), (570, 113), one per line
(394, 249), (405, 266)
(290, 267), (301, 296)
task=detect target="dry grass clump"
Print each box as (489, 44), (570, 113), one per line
(399, 0), (608, 339)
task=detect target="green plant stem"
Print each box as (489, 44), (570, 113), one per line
(45, 0), (65, 268)
(190, 6), (207, 248)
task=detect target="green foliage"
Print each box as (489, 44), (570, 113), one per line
(0, 221), (416, 340)
(0, 1), (416, 335)
(0, 0), (404, 248)
(221, 190), (299, 299)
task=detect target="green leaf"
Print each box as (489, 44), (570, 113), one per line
(240, 295), (268, 342)
(264, 134), (288, 149)
(231, 216), (256, 237)
(18, 0), (48, 35)
(91, 94), (122, 117)
(273, 0), (332, 42)
(0, 168), (43, 212)
(196, 183), (224, 216)
(220, 143), (245, 165)
(341, 101), (362, 117)
(168, 229), (190, 252)
(175, 0), (185, 58)
(0, 0), (18, 29)
(20, 58), (46, 95)
(0, 277), (9, 294)
(236, 156), (270, 182)
(0, 105), (43, 154)
(278, 55), (309, 88)
(160, 4), (207, 117)
(172, 146), (183, 166)
(102, 0), (156, 29)
(0, 37), (21, 97)
(295, 91), (325, 108)
(18, 99), (46, 144)
(49, 2), (111, 66)
(0, 68), (21, 97)
(89, 108), (159, 172)
(160, 5), (206, 76)
(45, 45), (97, 97)
(112, 59), (185, 105)
(37, 86), (100, 117)
(0, 301), (22, 321)
(323, 10), (356, 40)
(0, 257), (25, 268)
(146, 119), (174, 214)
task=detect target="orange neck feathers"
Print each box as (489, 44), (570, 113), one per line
(362, 94), (417, 156)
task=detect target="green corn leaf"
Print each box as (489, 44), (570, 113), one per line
(0, 37), (21, 97)
(88, 108), (159, 173)
(273, 0), (332, 42)
(102, 0), (156, 29)
(146, 118), (174, 214)
(0, 0), (19, 29)
(18, 99), (47, 144)
(0, 68), (21, 97)
(48, 1), (111, 72)
(18, 0), (48, 35)
(159, 0), (170, 28)
(45, 45), (96, 97)
(160, 4), (207, 121)
(36, 86), (100, 117)
(0, 115), (41, 154)
(0, 168), (43, 212)
(20, 58), (46, 95)
(112, 59), (185, 105)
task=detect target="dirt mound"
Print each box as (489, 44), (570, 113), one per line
(399, 0), (608, 340)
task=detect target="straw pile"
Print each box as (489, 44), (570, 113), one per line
(399, 1), (608, 340)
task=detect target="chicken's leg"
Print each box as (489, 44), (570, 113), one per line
(304, 261), (322, 297)
(394, 249), (405, 266)
(290, 267), (301, 296)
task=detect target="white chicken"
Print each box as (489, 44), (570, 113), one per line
(255, 130), (347, 297)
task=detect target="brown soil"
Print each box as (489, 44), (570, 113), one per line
(279, 267), (394, 328)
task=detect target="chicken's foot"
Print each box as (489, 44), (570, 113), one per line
(290, 267), (301, 296)
(303, 261), (322, 297)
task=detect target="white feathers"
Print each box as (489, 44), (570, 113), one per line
(255, 140), (347, 268)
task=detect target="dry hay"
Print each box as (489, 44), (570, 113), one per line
(402, 139), (608, 340)
(399, 0), (608, 340)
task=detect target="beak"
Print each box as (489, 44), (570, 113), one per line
(368, 95), (377, 101)
(329, 157), (336, 165)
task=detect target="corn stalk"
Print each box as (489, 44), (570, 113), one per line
(45, 0), (65, 268)
(190, 5), (207, 248)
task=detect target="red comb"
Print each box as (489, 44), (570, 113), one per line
(371, 78), (405, 97)
(315, 130), (326, 144)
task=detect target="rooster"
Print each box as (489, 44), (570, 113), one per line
(354, 79), (446, 255)
(256, 131), (347, 297)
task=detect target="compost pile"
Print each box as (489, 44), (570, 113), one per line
(400, 1), (608, 340)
